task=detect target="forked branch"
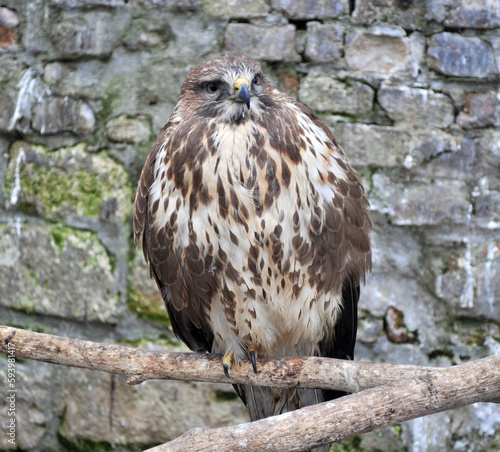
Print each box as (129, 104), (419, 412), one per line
(1, 325), (499, 452)
(145, 354), (500, 451)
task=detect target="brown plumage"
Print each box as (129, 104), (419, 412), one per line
(134, 52), (372, 426)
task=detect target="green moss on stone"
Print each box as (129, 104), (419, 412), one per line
(19, 166), (103, 217)
(391, 425), (403, 440)
(17, 295), (36, 313)
(98, 80), (123, 124)
(51, 225), (116, 277)
(127, 289), (171, 329)
(5, 141), (133, 222)
(453, 319), (490, 347)
(58, 433), (114, 452)
(330, 436), (364, 452)
(24, 263), (41, 287)
(50, 224), (71, 251)
(464, 332), (488, 347)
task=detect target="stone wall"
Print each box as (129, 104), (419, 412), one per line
(0, 0), (499, 450)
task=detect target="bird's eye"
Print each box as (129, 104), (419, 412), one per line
(252, 74), (262, 86)
(205, 82), (219, 94)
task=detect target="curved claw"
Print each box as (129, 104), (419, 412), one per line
(223, 363), (230, 378)
(250, 349), (257, 374)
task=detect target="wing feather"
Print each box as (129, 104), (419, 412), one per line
(133, 122), (214, 353)
(285, 92), (371, 404)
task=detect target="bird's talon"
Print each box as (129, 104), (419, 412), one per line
(223, 363), (230, 378)
(250, 349), (258, 374)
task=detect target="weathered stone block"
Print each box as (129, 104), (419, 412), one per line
(480, 130), (500, 168)
(0, 137), (7, 206)
(4, 141), (132, 222)
(43, 61), (108, 98)
(361, 272), (441, 348)
(0, 221), (119, 322)
(0, 359), (60, 450)
(59, 365), (249, 446)
(474, 189), (500, 230)
(271, 0), (348, 19)
(371, 174), (471, 226)
(435, 241), (500, 322)
(352, 0), (428, 30)
(428, 32), (497, 78)
(456, 92), (498, 129)
(299, 76), (374, 116)
(51, 0), (127, 5)
(395, 180), (471, 225)
(18, 0), (52, 53)
(122, 15), (172, 51)
(107, 114), (152, 143)
(329, 123), (411, 167)
(128, 249), (170, 327)
(422, 138), (481, 182)
(425, 0), (454, 24)
(404, 407), (500, 452)
(0, 93), (15, 133)
(201, 0), (269, 18)
(345, 27), (424, 78)
(415, 129), (461, 161)
(444, 0), (500, 29)
(52, 9), (131, 58)
(474, 243), (500, 321)
(225, 24), (300, 62)
(304, 22), (343, 63)
(140, 0), (200, 8)
(378, 86), (454, 128)
(31, 97), (95, 135)
(0, 56), (23, 84)
(0, 6), (18, 48)
(162, 14), (226, 63)
(484, 30), (500, 75)
(275, 71), (300, 98)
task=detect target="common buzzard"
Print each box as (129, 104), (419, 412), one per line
(134, 52), (372, 422)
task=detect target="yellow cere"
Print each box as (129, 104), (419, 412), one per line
(233, 77), (249, 90)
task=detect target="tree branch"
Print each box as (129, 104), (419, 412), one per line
(2, 325), (499, 452)
(145, 354), (500, 452)
(1, 325), (438, 391)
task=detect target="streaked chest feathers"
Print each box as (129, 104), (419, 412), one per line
(147, 107), (368, 361)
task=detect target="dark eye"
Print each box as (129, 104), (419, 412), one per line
(205, 82), (219, 94)
(252, 74), (262, 86)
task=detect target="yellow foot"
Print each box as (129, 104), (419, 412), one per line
(222, 351), (234, 378)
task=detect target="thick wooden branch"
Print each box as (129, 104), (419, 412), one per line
(2, 325), (500, 452)
(145, 354), (500, 452)
(1, 325), (438, 392)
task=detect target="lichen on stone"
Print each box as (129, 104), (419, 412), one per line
(4, 141), (133, 222)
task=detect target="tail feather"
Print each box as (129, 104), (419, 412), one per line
(228, 282), (361, 451)
(241, 385), (322, 421)
(235, 384), (331, 452)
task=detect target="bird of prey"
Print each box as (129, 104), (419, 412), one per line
(134, 52), (372, 422)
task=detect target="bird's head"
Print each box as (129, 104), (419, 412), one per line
(176, 52), (272, 124)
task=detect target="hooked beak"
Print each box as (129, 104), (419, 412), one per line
(233, 77), (251, 109)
